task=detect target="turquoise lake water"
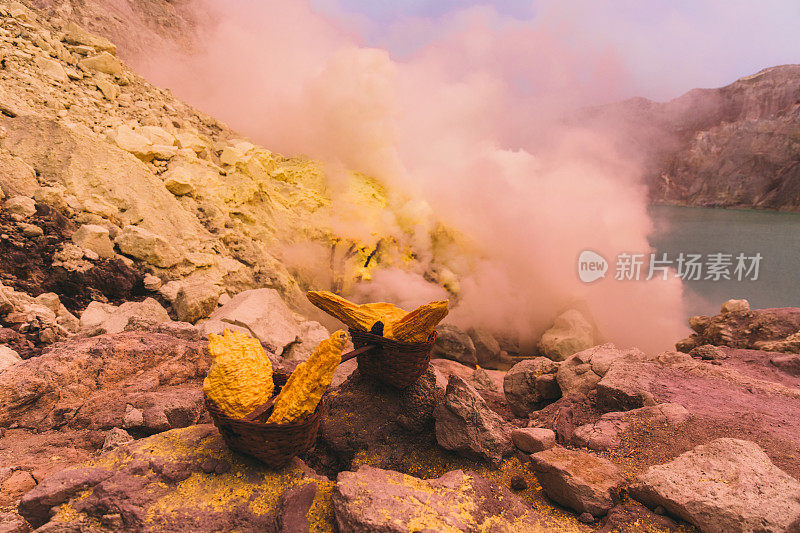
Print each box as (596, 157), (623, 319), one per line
(648, 205), (800, 316)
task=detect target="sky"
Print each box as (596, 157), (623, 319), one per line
(310, 0), (800, 102)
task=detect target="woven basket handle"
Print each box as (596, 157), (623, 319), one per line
(340, 344), (376, 363)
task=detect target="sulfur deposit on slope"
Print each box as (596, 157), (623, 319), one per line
(0, 0), (463, 322)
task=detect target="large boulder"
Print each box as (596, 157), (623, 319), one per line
(3, 196), (35, 218)
(0, 469), (36, 506)
(172, 279), (221, 323)
(0, 329), (208, 432)
(35, 56), (68, 83)
(0, 152), (37, 197)
(529, 446), (623, 518)
(629, 438), (800, 533)
(503, 357), (560, 417)
(0, 345), (21, 373)
(511, 427), (556, 453)
(556, 343), (645, 398)
(468, 328), (502, 367)
(203, 288), (300, 355)
(538, 309), (596, 361)
(78, 51), (123, 76)
(115, 225), (183, 268)
(677, 306), (800, 353)
(318, 367), (443, 471)
(431, 358), (505, 407)
(333, 465), (548, 532)
(431, 324), (477, 366)
(19, 425), (332, 531)
(433, 375), (512, 466)
(596, 360), (658, 411)
(282, 321), (330, 362)
(79, 297), (171, 334)
(71, 224), (116, 259)
(63, 21), (117, 55)
(573, 403), (690, 451)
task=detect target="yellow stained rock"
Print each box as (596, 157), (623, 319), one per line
(202, 329), (274, 420)
(268, 330), (346, 424)
(391, 300), (449, 343)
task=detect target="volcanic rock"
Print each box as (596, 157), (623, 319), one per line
(431, 324), (477, 366)
(721, 298), (750, 314)
(529, 446), (623, 517)
(333, 465), (547, 532)
(468, 327), (502, 367)
(63, 21), (117, 55)
(71, 224), (116, 259)
(172, 279), (221, 323)
(556, 343), (645, 397)
(629, 438), (800, 532)
(503, 356), (560, 417)
(0, 153), (37, 197)
(677, 306), (800, 353)
(282, 320), (330, 362)
(3, 196), (35, 218)
(317, 367), (442, 472)
(115, 225), (183, 268)
(511, 427), (556, 453)
(433, 375), (512, 466)
(0, 329), (209, 432)
(0, 345), (22, 373)
(78, 51), (122, 76)
(596, 360), (658, 411)
(0, 470), (36, 506)
(538, 309), (596, 361)
(573, 403), (690, 451)
(79, 297), (170, 334)
(203, 288), (300, 354)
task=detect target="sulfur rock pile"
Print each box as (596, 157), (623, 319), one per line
(203, 328), (345, 423)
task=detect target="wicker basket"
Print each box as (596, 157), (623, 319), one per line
(204, 373), (324, 468)
(349, 328), (436, 389)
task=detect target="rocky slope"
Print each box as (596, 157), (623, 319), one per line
(0, 0), (468, 356)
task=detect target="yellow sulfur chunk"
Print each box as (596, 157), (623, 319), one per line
(202, 329), (274, 420)
(307, 291), (406, 332)
(390, 300), (449, 343)
(268, 330), (346, 424)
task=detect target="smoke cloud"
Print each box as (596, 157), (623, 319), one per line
(134, 0), (692, 353)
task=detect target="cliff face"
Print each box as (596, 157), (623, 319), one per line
(600, 65), (800, 210)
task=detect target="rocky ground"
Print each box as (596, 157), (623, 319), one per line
(1, 1), (800, 532)
(3, 288), (800, 531)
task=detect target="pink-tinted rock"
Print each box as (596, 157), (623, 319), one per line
(629, 438), (800, 533)
(333, 465), (547, 532)
(529, 446), (623, 517)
